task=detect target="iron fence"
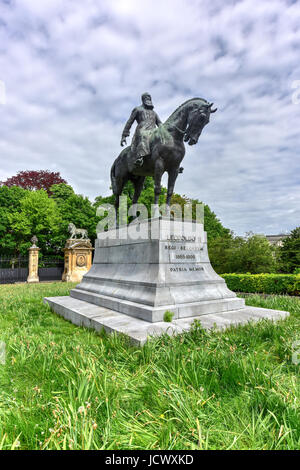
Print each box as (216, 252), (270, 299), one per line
(0, 257), (28, 284)
(0, 256), (64, 284)
(39, 257), (64, 281)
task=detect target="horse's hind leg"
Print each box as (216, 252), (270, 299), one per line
(114, 177), (128, 227)
(111, 147), (131, 226)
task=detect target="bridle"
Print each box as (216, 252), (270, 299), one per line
(174, 106), (209, 136)
(172, 103), (216, 137)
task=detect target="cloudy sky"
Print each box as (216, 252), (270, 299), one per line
(0, 0), (299, 235)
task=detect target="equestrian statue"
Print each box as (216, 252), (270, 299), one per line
(111, 93), (217, 216)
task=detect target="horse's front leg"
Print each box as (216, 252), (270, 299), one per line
(166, 168), (179, 208)
(114, 193), (120, 227)
(153, 158), (164, 218)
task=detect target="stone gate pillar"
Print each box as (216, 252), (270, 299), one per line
(27, 235), (40, 283)
(62, 239), (93, 283)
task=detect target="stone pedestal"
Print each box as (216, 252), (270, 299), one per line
(27, 246), (40, 283)
(71, 218), (244, 322)
(62, 239), (93, 283)
(45, 218), (289, 344)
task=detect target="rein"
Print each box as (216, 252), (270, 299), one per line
(174, 125), (186, 135)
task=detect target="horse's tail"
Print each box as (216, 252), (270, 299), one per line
(110, 160), (118, 195)
(111, 147), (130, 195)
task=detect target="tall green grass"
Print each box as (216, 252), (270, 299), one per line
(0, 283), (299, 450)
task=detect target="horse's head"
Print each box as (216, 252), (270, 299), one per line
(68, 223), (74, 232)
(184, 102), (217, 145)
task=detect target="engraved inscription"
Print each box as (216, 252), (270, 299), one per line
(170, 266), (204, 272)
(164, 241), (204, 263)
(169, 252), (201, 263)
(167, 235), (196, 242)
(164, 243), (203, 252)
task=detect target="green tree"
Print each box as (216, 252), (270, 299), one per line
(169, 193), (231, 241)
(209, 233), (277, 274)
(49, 183), (75, 200)
(208, 233), (235, 273)
(279, 227), (300, 273)
(8, 190), (62, 256)
(0, 186), (28, 256)
(51, 183), (100, 246)
(236, 233), (277, 274)
(203, 205), (231, 241)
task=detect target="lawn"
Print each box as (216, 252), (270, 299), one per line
(0, 282), (299, 450)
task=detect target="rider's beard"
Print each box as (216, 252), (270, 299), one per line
(143, 99), (154, 110)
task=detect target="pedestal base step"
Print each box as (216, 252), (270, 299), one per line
(70, 288), (245, 322)
(44, 296), (289, 346)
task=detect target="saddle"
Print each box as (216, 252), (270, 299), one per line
(127, 125), (173, 171)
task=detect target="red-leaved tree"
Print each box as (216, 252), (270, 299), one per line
(1, 170), (67, 194)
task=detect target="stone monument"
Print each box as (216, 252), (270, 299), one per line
(27, 235), (40, 283)
(62, 224), (93, 283)
(44, 95), (289, 344)
(45, 218), (288, 344)
(71, 219), (245, 322)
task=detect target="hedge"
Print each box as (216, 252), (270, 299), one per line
(221, 273), (300, 296)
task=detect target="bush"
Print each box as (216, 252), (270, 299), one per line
(209, 233), (278, 274)
(221, 273), (300, 296)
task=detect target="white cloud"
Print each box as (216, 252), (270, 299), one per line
(0, 0), (299, 234)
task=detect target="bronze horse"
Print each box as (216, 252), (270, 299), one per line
(110, 98), (217, 217)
